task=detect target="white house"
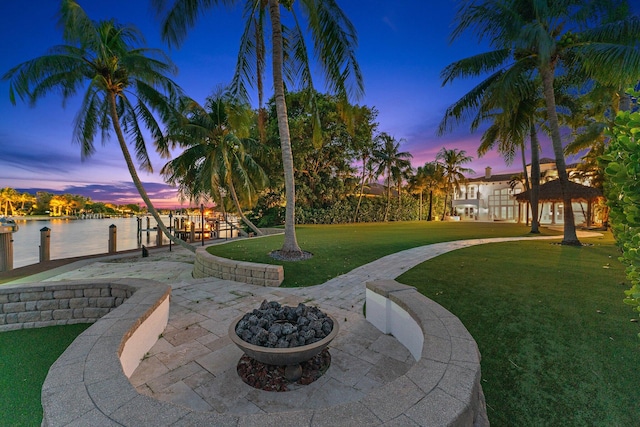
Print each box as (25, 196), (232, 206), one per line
(452, 166), (523, 221)
(452, 159), (599, 225)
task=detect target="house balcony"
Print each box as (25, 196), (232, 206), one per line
(452, 198), (480, 208)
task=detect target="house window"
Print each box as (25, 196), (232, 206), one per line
(488, 188), (519, 220)
(468, 186), (477, 199)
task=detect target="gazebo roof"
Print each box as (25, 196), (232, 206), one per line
(514, 179), (603, 203)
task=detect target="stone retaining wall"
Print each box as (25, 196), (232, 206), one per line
(31, 279), (171, 427)
(192, 247), (284, 286)
(365, 280), (489, 427)
(0, 281), (135, 332)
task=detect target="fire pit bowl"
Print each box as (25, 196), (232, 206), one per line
(228, 313), (339, 367)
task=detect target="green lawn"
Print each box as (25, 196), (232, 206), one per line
(209, 222), (555, 286)
(0, 323), (90, 426)
(397, 232), (640, 426)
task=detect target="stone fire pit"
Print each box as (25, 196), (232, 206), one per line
(229, 301), (339, 381)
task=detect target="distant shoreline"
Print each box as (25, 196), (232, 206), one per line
(7, 215), (130, 222)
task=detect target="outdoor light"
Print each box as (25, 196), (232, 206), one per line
(168, 211), (173, 252)
(200, 203), (205, 246)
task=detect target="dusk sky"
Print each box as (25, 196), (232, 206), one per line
(0, 0), (608, 208)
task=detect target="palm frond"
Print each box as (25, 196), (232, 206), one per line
(438, 68), (506, 135)
(564, 122), (606, 155)
(228, 3), (263, 103)
(152, 0), (238, 48)
(577, 43), (640, 86)
(299, 0), (364, 101)
(441, 49), (511, 85)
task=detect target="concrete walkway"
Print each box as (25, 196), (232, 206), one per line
(15, 231), (601, 422)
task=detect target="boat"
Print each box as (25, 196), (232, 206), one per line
(0, 217), (19, 233)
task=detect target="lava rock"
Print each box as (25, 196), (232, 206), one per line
(268, 323), (283, 336)
(281, 322), (296, 335)
(235, 300), (334, 348)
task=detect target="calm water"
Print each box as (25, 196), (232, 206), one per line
(10, 216), (184, 268)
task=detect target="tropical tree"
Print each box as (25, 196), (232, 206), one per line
(348, 105), (379, 222)
(3, 0), (193, 250)
(266, 91), (359, 209)
(564, 81), (638, 190)
(446, 0), (640, 244)
(49, 195), (66, 217)
(436, 147), (473, 220)
(18, 192), (36, 213)
(373, 133), (413, 221)
(444, 84), (545, 232)
(407, 166), (428, 220)
(162, 94), (268, 236)
(423, 162), (445, 221)
(0, 187), (19, 216)
(153, 0), (363, 259)
(409, 162), (445, 221)
(439, 27), (543, 232)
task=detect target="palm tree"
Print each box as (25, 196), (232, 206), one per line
(49, 195), (66, 217)
(373, 133), (413, 222)
(153, 0), (364, 259)
(18, 192), (36, 213)
(0, 188), (18, 216)
(439, 29), (543, 231)
(436, 147), (473, 220)
(422, 162), (445, 221)
(3, 0), (193, 251)
(475, 94), (545, 233)
(162, 94), (268, 236)
(408, 166), (429, 220)
(448, 0), (640, 245)
(347, 105), (378, 222)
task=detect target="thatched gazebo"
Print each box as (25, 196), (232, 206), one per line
(514, 179), (603, 227)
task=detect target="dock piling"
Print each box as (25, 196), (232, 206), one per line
(39, 227), (51, 263)
(108, 224), (117, 253)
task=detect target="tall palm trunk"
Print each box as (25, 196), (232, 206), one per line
(419, 191), (423, 220)
(529, 124), (541, 234)
(427, 190), (433, 221)
(518, 142), (530, 225)
(269, 0), (302, 256)
(540, 66), (579, 245)
(441, 192), (449, 221)
(384, 170), (391, 221)
(227, 179), (263, 236)
(353, 154), (368, 222)
(108, 93), (195, 252)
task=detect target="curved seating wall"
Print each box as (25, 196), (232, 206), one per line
(0, 279), (170, 427)
(365, 279), (489, 427)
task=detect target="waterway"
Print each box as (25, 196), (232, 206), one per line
(10, 216), (185, 268)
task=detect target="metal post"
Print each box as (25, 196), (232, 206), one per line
(168, 212), (173, 252)
(108, 224), (117, 253)
(39, 227), (51, 262)
(200, 203), (205, 246)
(225, 212), (228, 240)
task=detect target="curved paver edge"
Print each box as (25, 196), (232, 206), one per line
(365, 279), (489, 427)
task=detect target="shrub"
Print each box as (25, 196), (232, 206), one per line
(602, 107), (640, 335)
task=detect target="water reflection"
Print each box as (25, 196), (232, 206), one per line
(11, 216), (174, 268)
